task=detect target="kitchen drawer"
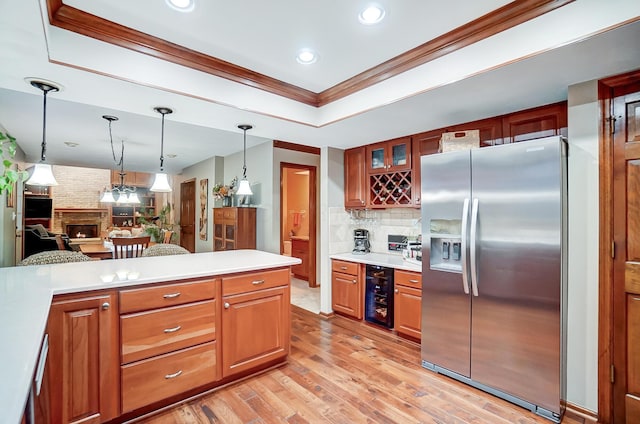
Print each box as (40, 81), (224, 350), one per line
(223, 208), (237, 220)
(121, 341), (217, 413)
(331, 260), (359, 276)
(121, 299), (216, 364)
(120, 279), (217, 313)
(222, 268), (289, 296)
(395, 270), (422, 290)
(214, 208), (224, 220)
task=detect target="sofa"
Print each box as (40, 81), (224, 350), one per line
(24, 224), (72, 258)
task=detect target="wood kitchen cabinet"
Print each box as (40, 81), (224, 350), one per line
(213, 207), (256, 251)
(366, 137), (412, 174)
(119, 279), (219, 413)
(221, 268), (290, 378)
(110, 170), (153, 187)
(45, 291), (119, 424)
(394, 270), (422, 340)
(501, 102), (567, 144)
(344, 146), (367, 209)
(291, 238), (309, 280)
(331, 259), (363, 319)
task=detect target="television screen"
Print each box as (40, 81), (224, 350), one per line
(25, 197), (52, 218)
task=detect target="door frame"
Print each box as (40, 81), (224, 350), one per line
(598, 69), (640, 424)
(280, 162), (317, 287)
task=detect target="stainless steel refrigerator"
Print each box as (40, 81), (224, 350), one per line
(420, 136), (567, 422)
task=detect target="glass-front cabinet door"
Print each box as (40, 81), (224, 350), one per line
(366, 137), (411, 174)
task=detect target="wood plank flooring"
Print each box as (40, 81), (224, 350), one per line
(139, 306), (585, 424)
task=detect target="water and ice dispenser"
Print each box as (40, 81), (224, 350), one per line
(429, 219), (463, 273)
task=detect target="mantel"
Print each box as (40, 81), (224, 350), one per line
(54, 208), (109, 213)
(54, 208), (109, 218)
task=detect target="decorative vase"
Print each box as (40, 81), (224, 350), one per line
(222, 196), (232, 207)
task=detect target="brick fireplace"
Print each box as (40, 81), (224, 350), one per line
(53, 209), (110, 242)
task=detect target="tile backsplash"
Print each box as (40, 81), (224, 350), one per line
(329, 207), (421, 254)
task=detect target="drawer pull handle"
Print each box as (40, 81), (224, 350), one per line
(224, 302), (230, 309)
(101, 302), (110, 310)
(409, 279), (419, 283)
(252, 280), (265, 285)
(340, 266), (347, 270)
(351, 279), (357, 284)
(164, 325), (182, 333)
(163, 292), (181, 299)
(165, 370), (183, 379)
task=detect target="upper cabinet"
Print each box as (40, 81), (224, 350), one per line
(344, 147), (367, 209)
(110, 170), (154, 187)
(366, 137), (412, 174)
(501, 102), (567, 144)
(346, 101), (567, 210)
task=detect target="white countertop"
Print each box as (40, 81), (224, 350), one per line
(330, 251), (422, 272)
(0, 250), (300, 424)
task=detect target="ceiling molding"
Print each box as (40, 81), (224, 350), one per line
(45, 0), (573, 108)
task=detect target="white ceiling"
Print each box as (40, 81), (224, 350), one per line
(0, 0), (639, 174)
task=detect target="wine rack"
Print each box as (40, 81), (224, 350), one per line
(368, 171), (412, 207)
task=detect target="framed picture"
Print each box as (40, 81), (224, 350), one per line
(199, 179), (208, 240)
(5, 185), (16, 208)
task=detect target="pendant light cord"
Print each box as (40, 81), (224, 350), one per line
(242, 128), (247, 179)
(40, 89), (49, 162)
(160, 112), (165, 172)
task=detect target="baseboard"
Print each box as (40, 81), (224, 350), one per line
(563, 400), (598, 423)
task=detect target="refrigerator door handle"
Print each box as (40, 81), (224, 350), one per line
(460, 198), (470, 295)
(470, 198), (479, 297)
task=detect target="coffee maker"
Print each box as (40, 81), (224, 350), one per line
(353, 229), (371, 254)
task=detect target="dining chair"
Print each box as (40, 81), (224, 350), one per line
(112, 236), (151, 259)
(162, 230), (174, 244)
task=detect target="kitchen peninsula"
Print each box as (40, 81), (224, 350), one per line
(0, 250), (300, 424)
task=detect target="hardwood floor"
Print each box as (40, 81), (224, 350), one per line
(139, 306), (585, 424)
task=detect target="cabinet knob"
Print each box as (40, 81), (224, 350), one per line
(394, 289), (399, 293)
(352, 279), (357, 284)
(101, 302), (110, 310)
(224, 302), (230, 309)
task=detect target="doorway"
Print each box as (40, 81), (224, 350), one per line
(180, 179), (196, 253)
(280, 162), (317, 288)
(599, 70), (640, 424)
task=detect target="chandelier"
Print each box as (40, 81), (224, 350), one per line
(99, 115), (140, 203)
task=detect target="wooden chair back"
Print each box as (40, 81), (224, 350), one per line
(112, 236), (151, 259)
(162, 230), (174, 244)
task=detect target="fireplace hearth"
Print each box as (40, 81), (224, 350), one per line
(65, 224), (98, 239)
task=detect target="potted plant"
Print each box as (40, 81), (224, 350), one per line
(138, 204), (176, 242)
(0, 131), (27, 195)
(212, 177), (237, 207)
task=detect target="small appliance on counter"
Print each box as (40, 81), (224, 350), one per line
(353, 229), (371, 254)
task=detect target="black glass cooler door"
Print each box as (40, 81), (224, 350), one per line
(365, 265), (394, 328)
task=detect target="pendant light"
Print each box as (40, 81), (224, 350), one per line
(150, 107), (173, 192)
(236, 124), (253, 196)
(26, 80), (60, 186)
(100, 115), (139, 203)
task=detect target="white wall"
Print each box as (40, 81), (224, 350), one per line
(0, 133), (24, 268)
(566, 80), (599, 411)
(320, 146), (345, 314)
(224, 141), (274, 251)
(178, 156), (223, 252)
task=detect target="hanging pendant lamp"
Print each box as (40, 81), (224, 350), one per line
(236, 124), (253, 196)
(150, 107), (173, 192)
(26, 80), (60, 186)
(100, 115), (139, 203)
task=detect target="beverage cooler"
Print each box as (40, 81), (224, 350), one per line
(365, 265), (394, 328)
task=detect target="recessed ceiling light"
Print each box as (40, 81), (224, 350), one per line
(296, 49), (318, 65)
(64, 141), (79, 147)
(359, 5), (385, 25)
(166, 0), (195, 12)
